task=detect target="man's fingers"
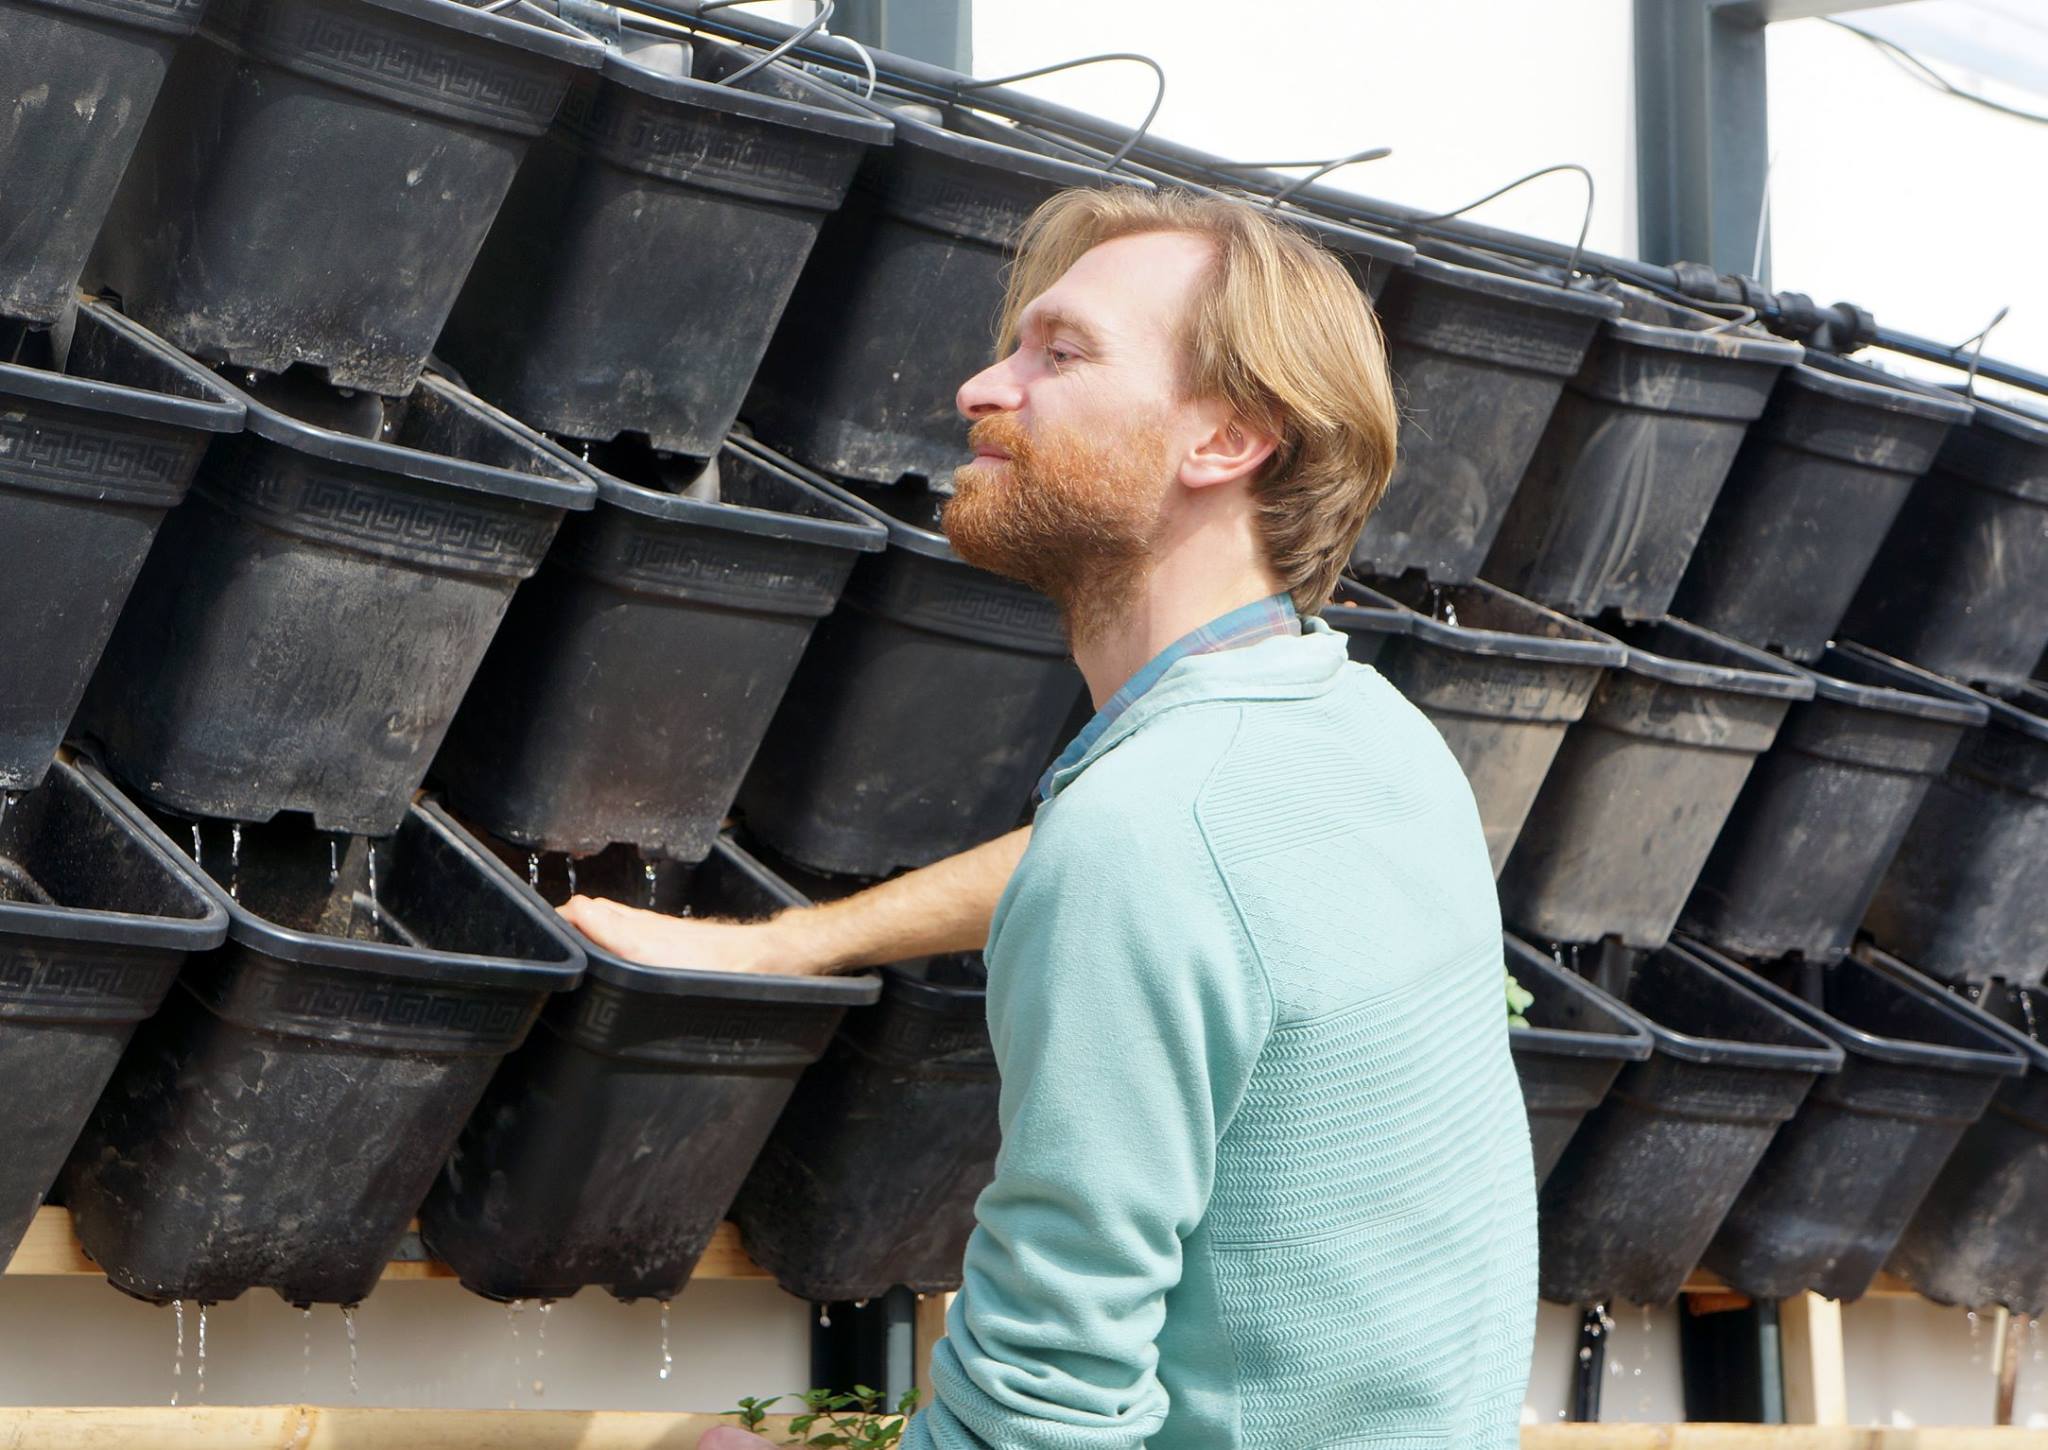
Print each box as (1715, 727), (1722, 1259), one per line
(697, 1426), (778, 1449)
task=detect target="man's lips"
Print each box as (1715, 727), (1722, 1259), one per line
(969, 447), (1011, 463)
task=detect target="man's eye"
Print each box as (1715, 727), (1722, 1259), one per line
(1045, 345), (1076, 369)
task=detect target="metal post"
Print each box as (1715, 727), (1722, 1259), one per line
(835, 0), (970, 72)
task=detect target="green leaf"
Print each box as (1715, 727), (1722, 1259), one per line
(1506, 968), (1535, 1023)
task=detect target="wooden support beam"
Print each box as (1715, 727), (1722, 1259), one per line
(0, 1407), (802, 1447)
(1779, 1292), (1849, 1427)
(4, 1208), (771, 1282)
(913, 1290), (951, 1412)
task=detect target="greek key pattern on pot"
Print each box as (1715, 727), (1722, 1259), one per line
(0, 415), (192, 503)
(213, 0), (572, 133)
(560, 85), (858, 205)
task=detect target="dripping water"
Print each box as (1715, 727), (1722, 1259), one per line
(228, 823), (242, 902)
(817, 1304), (832, 1329)
(302, 1306), (313, 1380)
(658, 1300), (673, 1381)
(528, 852), (541, 890)
(365, 843), (381, 933)
(328, 839), (339, 888)
(508, 1299), (525, 1407)
(2019, 984), (2040, 1042)
(566, 858), (577, 897)
(644, 860), (658, 909)
(533, 1300), (550, 1399)
(191, 824), (203, 868)
(195, 1303), (207, 1402)
(343, 1303), (359, 1396)
(170, 1299), (185, 1405)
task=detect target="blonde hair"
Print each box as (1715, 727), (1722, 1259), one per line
(997, 187), (1399, 614)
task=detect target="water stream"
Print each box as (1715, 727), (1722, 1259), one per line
(658, 1300), (673, 1381)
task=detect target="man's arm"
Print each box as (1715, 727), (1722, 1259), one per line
(901, 808), (1270, 1450)
(558, 826), (1031, 975)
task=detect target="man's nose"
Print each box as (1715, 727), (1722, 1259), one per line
(956, 355), (1025, 420)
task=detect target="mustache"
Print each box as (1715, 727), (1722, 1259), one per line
(966, 415), (1031, 462)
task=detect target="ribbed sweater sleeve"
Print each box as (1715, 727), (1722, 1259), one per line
(900, 752), (1273, 1450)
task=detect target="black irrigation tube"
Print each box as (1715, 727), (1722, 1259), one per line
(628, 0), (2048, 398)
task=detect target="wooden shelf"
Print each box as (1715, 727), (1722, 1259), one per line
(1678, 1270), (1921, 1302)
(3, 1207), (770, 1282)
(0, 1412), (2038, 1448)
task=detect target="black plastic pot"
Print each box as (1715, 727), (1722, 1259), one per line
(1672, 356), (1974, 662)
(76, 373), (596, 838)
(1504, 935), (1652, 1186)
(1498, 617), (1812, 950)
(1864, 681), (2048, 986)
(1838, 391), (2048, 691)
(0, 760), (226, 1271)
(949, 115), (1417, 303)
(733, 443), (1083, 877)
(1537, 940), (1841, 1306)
(1883, 954), (2048, 1313)
(84, 0), (603, 396)
(1682, 941), (2022, 1302)
(0, 0), (206, 325)
(728, 946), (997, 1304)
(1680, 644), (1989, 962)
(1353, 575), (1625, 875)
(744, 100), (1139, 486)
(433, 438), (884, 863)
(1350, 255), (1620, 584)
(1325, 578), (1412, 669)
(420, 830), (880, 1303)
(1483, 285), (1803, 620)
(0, 301), (242, 793)
(438, 37), (890, 459)
(63, 776), (583, 1306)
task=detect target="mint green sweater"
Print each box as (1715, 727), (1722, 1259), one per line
(901, 619), (1537, 1450)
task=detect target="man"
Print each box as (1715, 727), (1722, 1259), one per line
(564, 187), (1536, 1449)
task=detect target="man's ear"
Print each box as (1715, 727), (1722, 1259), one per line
(1179, 412), (1279, 491)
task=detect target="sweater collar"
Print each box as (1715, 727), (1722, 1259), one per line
(1040, 606), (1350, 803)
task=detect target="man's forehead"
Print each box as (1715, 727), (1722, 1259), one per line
(1022, 230), (1215, 340)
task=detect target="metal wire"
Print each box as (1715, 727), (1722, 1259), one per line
(1248, 148), (1396, 209)
(1959, 305), (2013, 399)
(1826, 19), (2048, 128)
(701, 0), (836, 87)
(957, 53), (1166, 173)
(1411, 162), (1596, 288)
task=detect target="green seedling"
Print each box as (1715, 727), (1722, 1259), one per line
(729, 1385), (924, 1448)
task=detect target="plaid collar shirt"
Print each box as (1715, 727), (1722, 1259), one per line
(1036, 593), (1303, 803)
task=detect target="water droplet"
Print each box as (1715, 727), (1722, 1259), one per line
(854, 1298), (869, 1309)
(818, 1305), (832, 1329)
(191, 824), (203, 868)
(196, 1303), (207, 1402)
(303, 1306), (313, 1379)
(329, 839), (339, 888)
(1578, 1346), (1593, 1362)
(508, 1299), (525, 1404)
(566, 859), (577, 897)
(658, 1300), (673, 1382)
(534, 1301), (549, 1398)
(169, 1299), (185, 1405)
(229, 823), (242, 902)
(528, 852), (541, 890)
(644, 860), (658, 909)
(343, 1304), (359, 1397)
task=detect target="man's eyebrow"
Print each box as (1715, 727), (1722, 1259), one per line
(1020, 306), (1105, 351)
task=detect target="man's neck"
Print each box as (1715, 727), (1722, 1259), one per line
(1069, 553), (1289, 708)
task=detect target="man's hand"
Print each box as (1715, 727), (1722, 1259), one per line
(558, 897), (802, 975)
(698, 1426), (778, 1449)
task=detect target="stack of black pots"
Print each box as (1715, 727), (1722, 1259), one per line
(1297, 222), (2048, 1318)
